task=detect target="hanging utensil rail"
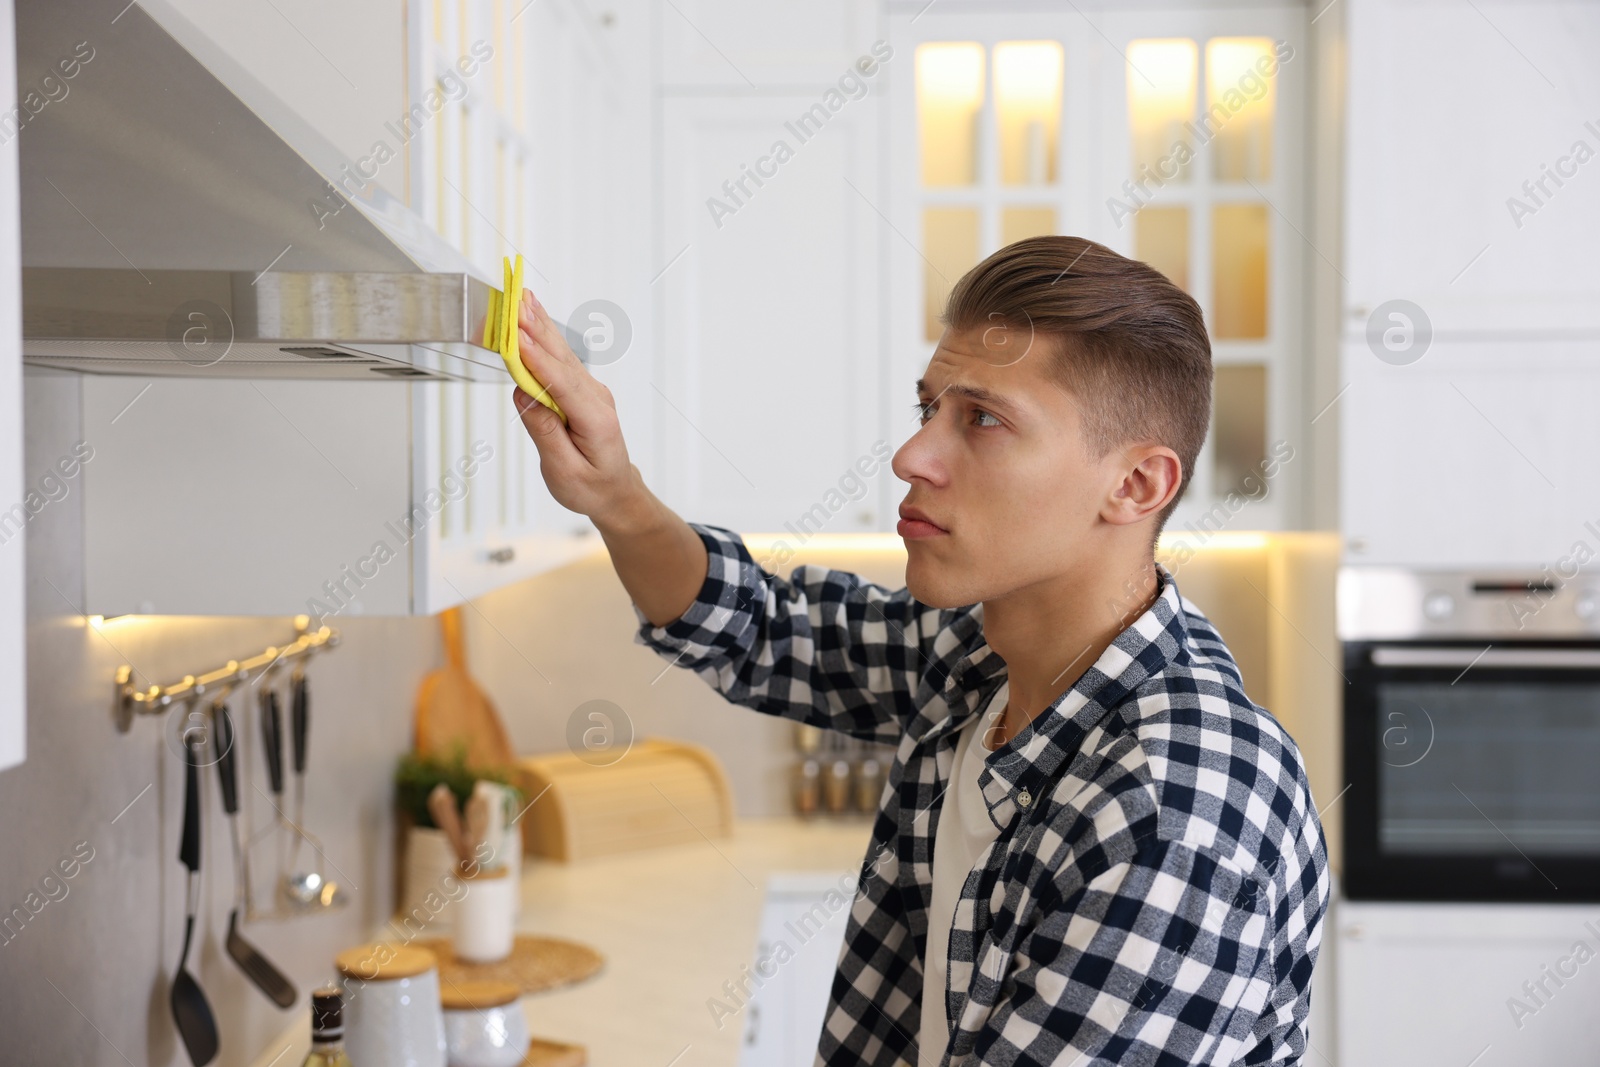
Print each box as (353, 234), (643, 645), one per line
(113, 615), (340, 733)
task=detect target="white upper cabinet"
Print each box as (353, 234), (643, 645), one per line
(1339, 0), (1600, 568)
(1343, 0), (1600, 335)
(655, 26), (891, 534)
(1339, 337), (1600, 568)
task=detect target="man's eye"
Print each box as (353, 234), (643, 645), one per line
(912, 401), (934, 424)
(973, 409), (1001, 427)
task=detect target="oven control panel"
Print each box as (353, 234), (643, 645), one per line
(1339, 567), (1600, 640)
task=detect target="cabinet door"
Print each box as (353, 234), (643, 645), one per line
(1339, 338), (1600, 568)
(659, 0), (882, 89)
(1336, 902), (1600, 1067)
(1345, 0), (1600, 334)
(658, 95), (886, 534)
(0, 0), (21, 770)
(737, 875), (853, 1067)
(80, 378), (416, 617)
(410, 379), (594, 613)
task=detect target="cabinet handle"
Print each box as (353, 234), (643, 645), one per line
(486, 546), (515, 564)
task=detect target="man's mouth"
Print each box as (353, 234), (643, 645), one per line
(896, 505), (947, 540)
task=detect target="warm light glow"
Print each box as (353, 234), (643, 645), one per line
(916, 42), (985, 187)
(1212, 203), (1270, 338)
(1158, 531), (1271, 552)
(1002, 206), (1057, 246)
(88, 615), (104, 628)
(1205, 37), (1276, 181)
(923, 207), (980, 341)
(1135, 206), (1190, 292)
(1127, 39), (1197, 180)
(994, 41), (1063, 185)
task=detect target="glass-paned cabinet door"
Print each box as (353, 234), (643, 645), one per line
(406, 0), (592, 609)
(1099, 10), (1305, 528)
(887, 7), (1308, 531)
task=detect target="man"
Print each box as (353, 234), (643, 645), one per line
(511, 236), (1329, 1066)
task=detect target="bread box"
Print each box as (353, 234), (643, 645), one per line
(515, 739), (734, 862)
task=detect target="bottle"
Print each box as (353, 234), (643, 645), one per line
(301, 986), (353, 1067)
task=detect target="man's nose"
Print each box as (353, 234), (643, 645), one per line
(892, 420), (947, 487)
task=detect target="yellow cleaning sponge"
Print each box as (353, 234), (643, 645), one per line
(491, 254), (566, 423)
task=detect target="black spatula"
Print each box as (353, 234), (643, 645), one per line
(212, 698), (297, 1008)
(171, 732), (219, 1065)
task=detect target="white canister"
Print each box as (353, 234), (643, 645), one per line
(454, 864), (515, 963)
(336, 942), (447, 1067)
(441, 979), (530, 1067)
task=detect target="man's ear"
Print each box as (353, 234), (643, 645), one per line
(1102, 444), (1182, 527)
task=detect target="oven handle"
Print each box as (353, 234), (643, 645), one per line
(1371, 647), (1600, 669)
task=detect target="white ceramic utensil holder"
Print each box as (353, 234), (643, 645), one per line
(454, 864), (515, 963)
(400, 826), (462, 932)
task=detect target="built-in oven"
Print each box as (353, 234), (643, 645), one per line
(1341, 567), (1600, 901)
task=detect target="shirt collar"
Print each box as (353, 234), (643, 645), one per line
(937, 568), (1189, 829)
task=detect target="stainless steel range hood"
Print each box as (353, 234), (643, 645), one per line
(17, 0), (509, 382)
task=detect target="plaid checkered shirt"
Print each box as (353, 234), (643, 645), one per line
(635, 525), (1330, 1066)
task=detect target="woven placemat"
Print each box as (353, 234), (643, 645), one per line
(524, 1037), (586, 1067)
(414, 934), (604, 995)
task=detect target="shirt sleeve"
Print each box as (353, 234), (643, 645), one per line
(633, 523), (955, 744)
(969, 839), (1276, 1067)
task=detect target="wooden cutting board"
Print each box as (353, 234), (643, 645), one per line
(414, 606), (515, 770)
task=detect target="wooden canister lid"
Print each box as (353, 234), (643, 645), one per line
(457, 861), (509, 880)
(335, 943), (437, 981)
(440, 979), (521, 1010)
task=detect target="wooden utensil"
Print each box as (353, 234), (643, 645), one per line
(414, 607), (515, 771)
(428, 783), (469, 865)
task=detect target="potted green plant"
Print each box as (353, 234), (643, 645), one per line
(393, 747), (523, 926)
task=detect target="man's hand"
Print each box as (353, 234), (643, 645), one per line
(510, 289), (641, 527)
(511, 288), (709, 626)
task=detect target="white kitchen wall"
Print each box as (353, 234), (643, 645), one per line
(0, 371), (437, 1066)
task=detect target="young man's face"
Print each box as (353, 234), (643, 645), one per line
(892, 326), (1131, 609)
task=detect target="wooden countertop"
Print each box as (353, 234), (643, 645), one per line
(518, 816), (873, 1065)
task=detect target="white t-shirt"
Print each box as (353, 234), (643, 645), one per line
(918, 681), (1008, 1067)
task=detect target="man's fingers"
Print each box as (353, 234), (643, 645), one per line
(520, 297), (584, 370)
(513, 386), (576, 455)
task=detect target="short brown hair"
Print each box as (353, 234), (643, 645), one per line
(942, 235), (1212, 526)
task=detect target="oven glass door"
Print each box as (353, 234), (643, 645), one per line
(1345, 642), (1600, 901)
